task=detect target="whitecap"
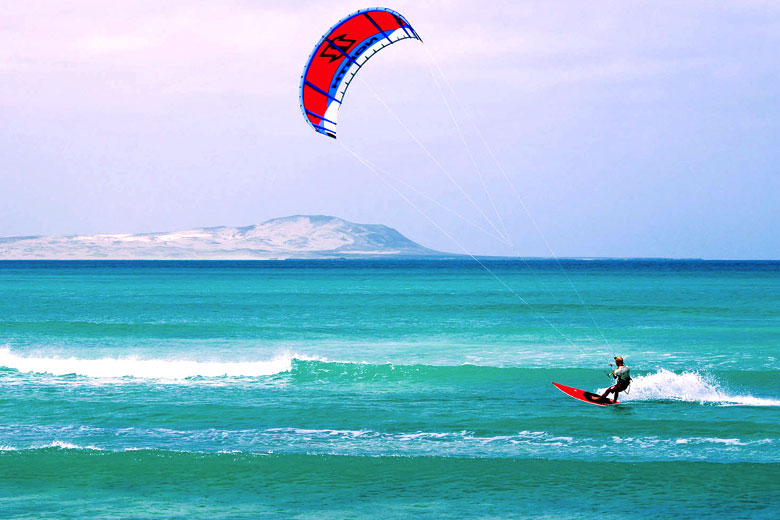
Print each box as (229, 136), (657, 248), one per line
(600, 369), (780, 406)
(0, 346), (323, 380)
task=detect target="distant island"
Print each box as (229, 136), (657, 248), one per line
(0, 215), (457, 260)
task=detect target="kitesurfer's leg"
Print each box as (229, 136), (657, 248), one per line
(608, 381), (628, 403)
(599, 385), (616, 402)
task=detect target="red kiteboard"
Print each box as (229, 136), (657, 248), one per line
(552, 382), (619, 406)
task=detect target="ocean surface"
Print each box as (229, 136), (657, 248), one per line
(0, 259), (778, 519)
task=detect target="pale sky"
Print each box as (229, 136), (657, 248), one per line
(2, 0), (778, 259)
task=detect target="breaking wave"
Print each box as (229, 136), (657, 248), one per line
(605, 369), (780, 406)
(2, 347), (779, 409)
(0, 347), (317, 380)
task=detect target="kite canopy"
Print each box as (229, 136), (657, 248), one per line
(299, 8), (421, 138)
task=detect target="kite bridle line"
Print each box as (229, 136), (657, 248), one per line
(301, 8), (617, 364)
(360, 76), (598, 328)
(359, 80), (513, 248)
(339, 140), (595, 359)
(341, 152), (511, 247)
(350, 75), (609, 361)
(418, 48), (591, 319)
(421, 46), (616, 360)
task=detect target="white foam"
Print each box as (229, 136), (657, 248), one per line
(265, 428), (373, 438)
(0, 347), (320, 380)
(0, 428), (775, 460)
(604, 369), (780, 406)
(46, 440), (103, 450)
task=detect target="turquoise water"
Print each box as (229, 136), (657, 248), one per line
(1, 260), (778, 518)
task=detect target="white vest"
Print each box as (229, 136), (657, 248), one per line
(614, 365), (631, 382)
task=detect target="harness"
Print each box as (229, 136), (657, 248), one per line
(616, 376), (632, 394)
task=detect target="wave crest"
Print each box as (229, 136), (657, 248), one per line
(0, 347), (313, 380)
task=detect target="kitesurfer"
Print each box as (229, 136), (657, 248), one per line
(598, 356), (631, 403)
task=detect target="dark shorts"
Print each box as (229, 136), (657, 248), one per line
(609, 379), (630, 392)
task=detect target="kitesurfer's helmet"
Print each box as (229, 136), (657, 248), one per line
(614, 356), (624, 364)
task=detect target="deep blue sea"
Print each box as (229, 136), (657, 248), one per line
(1, 260), (778, 518)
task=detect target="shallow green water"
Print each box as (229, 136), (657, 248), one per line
(1, 260), (778, 518)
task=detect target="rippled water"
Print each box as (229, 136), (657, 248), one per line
(1, 260), (778, 518)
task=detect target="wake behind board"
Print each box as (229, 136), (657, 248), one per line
(552, 382), (618, 406)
